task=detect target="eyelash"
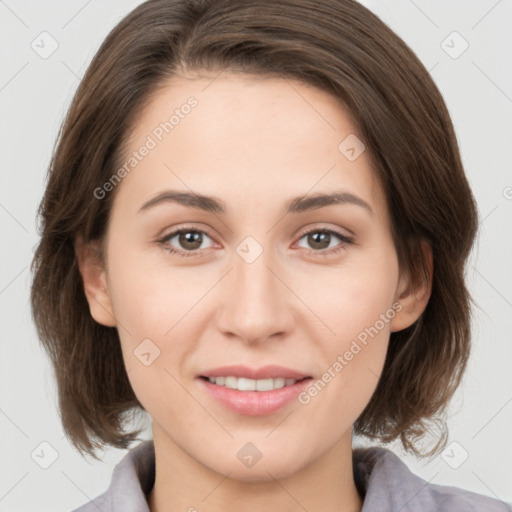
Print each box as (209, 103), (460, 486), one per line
(156, 226), (354, 259)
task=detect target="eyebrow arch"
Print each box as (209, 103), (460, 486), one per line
(138, 189), (374, 216)
(138, 191), (226, 214)
(286, 191), (374, 216)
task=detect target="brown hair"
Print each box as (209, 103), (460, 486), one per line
(30, 0), (478, 460)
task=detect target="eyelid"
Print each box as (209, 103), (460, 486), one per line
(156, 223), (354, 258)
(156, 224), (218, 255)
(294, 223), (354, 242)
(292, 226), (354, 258)
(157, 223), (217, 244)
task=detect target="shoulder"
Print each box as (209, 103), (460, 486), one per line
(70, 440), (155, 512)
(353, 446), (511, 512)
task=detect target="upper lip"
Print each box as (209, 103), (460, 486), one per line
(199, 365), (310, 380)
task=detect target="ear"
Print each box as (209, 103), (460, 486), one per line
(74, 234), (117, 327)
(390, 240), (433, 333)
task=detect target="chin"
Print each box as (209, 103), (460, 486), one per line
(198, 445), (311, 483)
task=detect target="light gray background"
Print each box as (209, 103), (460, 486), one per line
(1, 0), (511, 510)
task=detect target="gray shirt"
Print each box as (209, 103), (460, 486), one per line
(72, 440), (510, 511)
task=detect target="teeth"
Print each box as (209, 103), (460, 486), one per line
(206, 376), (299, 391)
(225, 376), (238, 389)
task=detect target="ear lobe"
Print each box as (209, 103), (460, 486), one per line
(74, 234), (117, 327)
(390, 240), (433, 333)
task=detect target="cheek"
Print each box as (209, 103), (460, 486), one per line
(297, 245), (399, 409)
(106, 245), (215, 407)
(106, 242), (210, 341)
(303, 245), (399, 346)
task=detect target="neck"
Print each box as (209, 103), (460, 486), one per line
(148, 424), (363, 512)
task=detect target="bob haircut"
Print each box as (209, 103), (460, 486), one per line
(30, 0), (478, 460)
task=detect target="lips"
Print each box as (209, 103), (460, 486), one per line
(199, 364), (310, 380)
(197, 365), (313, 415)
(198, 376), (312, 415)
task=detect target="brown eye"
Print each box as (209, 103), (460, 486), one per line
(159, 228), (214, 256)
(306, 231), (331, 250)
(177, 231), (204, 250)
(296, 228), (353, 256)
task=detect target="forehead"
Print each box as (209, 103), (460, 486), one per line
(114, 72), (386, 220)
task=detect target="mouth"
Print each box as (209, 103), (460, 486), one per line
(199, 375), (311, 391)
(196, 366), (314, 416)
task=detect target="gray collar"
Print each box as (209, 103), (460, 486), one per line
(73, 440), (509, 511)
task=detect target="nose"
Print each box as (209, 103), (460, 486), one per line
(215, 244), (294, 345)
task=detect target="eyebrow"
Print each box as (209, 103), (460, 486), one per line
(138, 189), (374, 216)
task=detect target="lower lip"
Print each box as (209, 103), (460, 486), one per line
(198, 377), (313, 416)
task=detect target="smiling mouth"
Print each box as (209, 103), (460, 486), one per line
(199, 375), (311, 391)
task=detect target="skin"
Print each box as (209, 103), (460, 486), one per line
(76, 72), (432, 512)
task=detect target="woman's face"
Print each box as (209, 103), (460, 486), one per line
(91, 72), (418, 480)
